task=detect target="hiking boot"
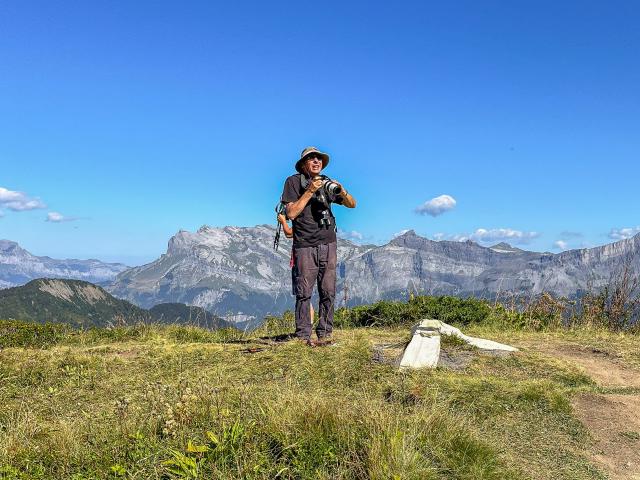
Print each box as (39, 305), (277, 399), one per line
(315, 336), (334, 346)
(297, 337), (317, 347)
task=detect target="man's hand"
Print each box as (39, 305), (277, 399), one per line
(307, 176), (324, 194)
(332, 180), (357, 208)
(287, 176), (324, 220)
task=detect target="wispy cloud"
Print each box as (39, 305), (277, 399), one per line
(472, 228), (539, 244)
(432, 232), (469, 242)
(608, 226), (640, 241)
(415, 194), (457, 217)
(46, 212), (78, 223)
(432, 228), (539, 245)
(552, 231), (583, 250)
(0, 187), (46, 211)
(553, 240), (568, 250)
(338, 229), (364, 242)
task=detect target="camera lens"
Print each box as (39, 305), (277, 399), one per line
(325, 182), (342, 196)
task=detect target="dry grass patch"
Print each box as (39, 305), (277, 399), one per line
(0, 324), (624, 479)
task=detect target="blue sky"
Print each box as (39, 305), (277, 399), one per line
(1, 0), (639, 265)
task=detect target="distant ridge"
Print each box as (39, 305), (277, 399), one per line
(107, 225), (640, 323)
(149, 303), (232, 330)
(0, 278), (148, 327)
(0, 240), (128, 289)
(0, 278), (233, 329)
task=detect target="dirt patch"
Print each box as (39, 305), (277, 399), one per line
(371, 342), (509, 370)
(523, 342), (640, 388)
(574, 393), (640, 480)
(438, 349), (475, 370)
(372, 342), (405, 366)
(522, 340), (640, 479)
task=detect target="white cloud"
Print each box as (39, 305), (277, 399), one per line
(609, 226), (640, 240)
(553, 240), (568, 250)
(433, 228), (539, 245)
(415, 194), (457, 217)
(0, 187), (46, 211)
(432, 232), (467, 242)
(470, 228), (539, 244)
(451, 234), (470, 242)
(46, 212), (78, 223)
(338, 229), (364, 242)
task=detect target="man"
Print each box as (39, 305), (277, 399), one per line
(277, 212), (315, 324)
(281, 146), (356, 345)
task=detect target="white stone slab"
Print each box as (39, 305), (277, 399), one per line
(399, 319), (441, 369)
(398, 319), (518, 370)
(439, 322), (518, 352)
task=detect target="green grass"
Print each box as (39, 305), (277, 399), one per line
(1, 318), (627, 479)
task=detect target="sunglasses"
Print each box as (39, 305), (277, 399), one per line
(305, 156), (323, 163)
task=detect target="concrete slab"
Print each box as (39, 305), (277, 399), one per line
(439, 322), (518, 352)
(398, 319), (518, 370)
(399, 319), (441, 369)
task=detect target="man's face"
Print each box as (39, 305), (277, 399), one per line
(304, 155), (323, 177)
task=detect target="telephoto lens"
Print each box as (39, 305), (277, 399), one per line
(323, 180), (342, 196)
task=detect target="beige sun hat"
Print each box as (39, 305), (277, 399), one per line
(295, 146), (330, 173)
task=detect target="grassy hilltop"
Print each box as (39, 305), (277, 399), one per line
(1, 297), (640, 479)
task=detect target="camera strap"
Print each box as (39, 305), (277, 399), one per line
(298, 174), (336, 231)
(299, 173), (328, 190)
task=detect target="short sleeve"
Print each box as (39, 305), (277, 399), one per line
(281, 176), (300, 204)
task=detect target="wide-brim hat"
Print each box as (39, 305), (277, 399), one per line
(295, 146), (330, 173)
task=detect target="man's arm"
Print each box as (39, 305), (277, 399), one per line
(285, 176), (323, 220)
(333, 181), (356, 208)
(277, 214), (293, 238)
(338, 189), (356, 208)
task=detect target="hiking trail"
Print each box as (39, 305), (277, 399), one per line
(523, 340), (640, 480)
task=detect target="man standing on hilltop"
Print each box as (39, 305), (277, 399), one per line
(281, 146), (356, 346)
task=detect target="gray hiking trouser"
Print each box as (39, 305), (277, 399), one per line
(293, 241), (337, 340)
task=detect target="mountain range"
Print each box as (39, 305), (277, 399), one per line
(106, 225), (640, 323)
(0, 240), (127, 289)
(0, 278), (232, 329)
(2, 228), (639, 325)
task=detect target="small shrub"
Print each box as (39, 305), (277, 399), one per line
(254, 310), (295, 337)
(163, 325), (245, 344)
(78, 323), (153, 343)
(334, 296), (492, 328)
(0, 319), (69, 348)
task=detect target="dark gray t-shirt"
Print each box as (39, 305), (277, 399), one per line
(281, 174), (343, 248)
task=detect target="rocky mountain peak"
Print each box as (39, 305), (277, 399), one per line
(107, 225), (640, 325)
(388, 230), (423, 247)
(197, 225), (214, 234)
(490, 242), (522, 253)
(0, 239), (28, 255)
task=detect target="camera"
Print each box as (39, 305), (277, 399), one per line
(322, 179), (342, 197)
(319, 209), (333, 228)
(312, 176), (342, 201)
